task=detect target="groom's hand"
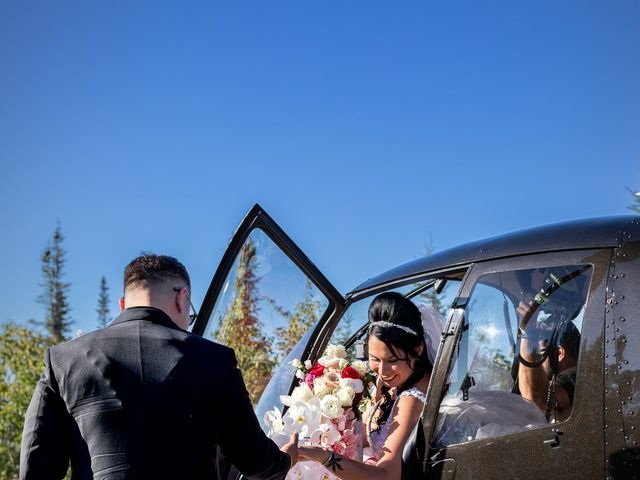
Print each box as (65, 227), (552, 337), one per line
(281, 433), (299, 466)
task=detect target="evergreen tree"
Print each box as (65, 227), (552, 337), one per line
(269, 279), (323, 363)
(216, 239), (273, 404)
(628, 188), (640, 214)
(37, 223), (72, 343)
(97, 276), (111, 329)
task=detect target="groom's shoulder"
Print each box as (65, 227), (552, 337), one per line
(184, 332), (235, 360)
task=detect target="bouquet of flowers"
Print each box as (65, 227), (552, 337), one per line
(264, 344), (374, 479)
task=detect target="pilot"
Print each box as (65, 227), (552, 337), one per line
(517, 314), (580, 422)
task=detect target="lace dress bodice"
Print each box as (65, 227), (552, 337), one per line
(365, 387), (427, 461)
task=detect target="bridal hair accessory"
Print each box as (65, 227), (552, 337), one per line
(370, 320), (418, 337)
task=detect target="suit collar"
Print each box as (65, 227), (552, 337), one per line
(112, 306), (183, 331)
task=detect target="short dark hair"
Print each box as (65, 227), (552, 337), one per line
(124, 253), (190, 292)
(559, 321), (581, 360)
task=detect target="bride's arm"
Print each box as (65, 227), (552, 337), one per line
(299, 395), (424, 480)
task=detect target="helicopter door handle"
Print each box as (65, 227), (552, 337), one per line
(543, 429), (562, 448)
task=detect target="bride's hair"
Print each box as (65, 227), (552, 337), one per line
(368, 292), (433, 426)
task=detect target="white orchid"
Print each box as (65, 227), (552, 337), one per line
(310, 422), (342, 447)
(320, 394), (343, 419)
(304, 359), (313, 370)
(290, 358), (304, 369)
(263, 407), (285, 436)
(282, 398), (322, 437)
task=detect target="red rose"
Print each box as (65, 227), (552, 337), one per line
(309, 363), (325, 378)
(341, 366), (360, 379)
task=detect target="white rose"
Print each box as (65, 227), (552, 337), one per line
(336, 385), (355, 407)
(339, 377), (364, 394)
(325, 344), (347, 359)
(291, 383), (314, 403)
(313, 377), (332, 398)
(281, 383), (314, 406)
(295, 369), (306, 380)
(320, 394), (344, 419)
(351, 360), (369, 377)
(318, 355), (341, 369)
(291, 358), (303, 369)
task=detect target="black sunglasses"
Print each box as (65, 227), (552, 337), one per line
(173, 287), (198, 327)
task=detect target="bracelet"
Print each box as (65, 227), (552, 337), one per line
(322, 451), (343, 472)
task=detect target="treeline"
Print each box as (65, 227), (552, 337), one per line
(1, 191), (638, 479)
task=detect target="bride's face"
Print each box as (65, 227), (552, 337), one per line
(368, 335), (420, 389)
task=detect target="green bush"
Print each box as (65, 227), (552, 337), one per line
(0, 322), (51, 480)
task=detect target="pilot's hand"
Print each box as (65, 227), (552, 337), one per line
(281, 433), (299, 466)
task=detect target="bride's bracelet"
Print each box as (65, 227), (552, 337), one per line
(322, 451), (343, 472)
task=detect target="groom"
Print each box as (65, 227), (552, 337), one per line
(20, 253), (297, 479)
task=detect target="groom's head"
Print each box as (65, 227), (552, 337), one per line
(119, 253), (193, 329)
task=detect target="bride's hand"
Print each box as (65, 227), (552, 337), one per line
(281, 433), (299, 466)
(299, 445), (329, 464)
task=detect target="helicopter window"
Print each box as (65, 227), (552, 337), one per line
(328, 276), (463, 358)
(432, 264), (593, 447)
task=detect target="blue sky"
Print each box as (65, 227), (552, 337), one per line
(1, 1), (638, 335)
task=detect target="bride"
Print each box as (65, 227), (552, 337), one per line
(299, 291), (442, 480)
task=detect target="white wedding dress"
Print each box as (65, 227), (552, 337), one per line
(365, 387), (427, 462)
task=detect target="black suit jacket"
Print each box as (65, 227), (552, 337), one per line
(20, 307), (291, 480)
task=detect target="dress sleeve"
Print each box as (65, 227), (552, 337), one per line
(218, 348), (291, 480)
(20, 348), (71, 480)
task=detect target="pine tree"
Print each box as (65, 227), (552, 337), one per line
(628, 188), (640, 214)
(97, 276), (111, 328)
(216, 239), (274, 404)
(37, 223), (72, 343)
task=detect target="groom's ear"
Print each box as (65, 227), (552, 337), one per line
(415, 343), (424, 357)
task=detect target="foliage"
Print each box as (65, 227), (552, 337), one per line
(268, 279), (324, 363)
(628, 187), (640, 214)
(215, 239), (274, 404)
(96, 276), (111, 329)
(37, 223), (72, 343)
(0, 322), (52, 480)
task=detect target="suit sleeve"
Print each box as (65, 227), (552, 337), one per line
(218, 349), (291, 480)
(20, 348), (70, 480)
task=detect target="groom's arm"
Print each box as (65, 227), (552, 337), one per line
(20, 348), (71, 480)
(218, 348), (292, 480)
